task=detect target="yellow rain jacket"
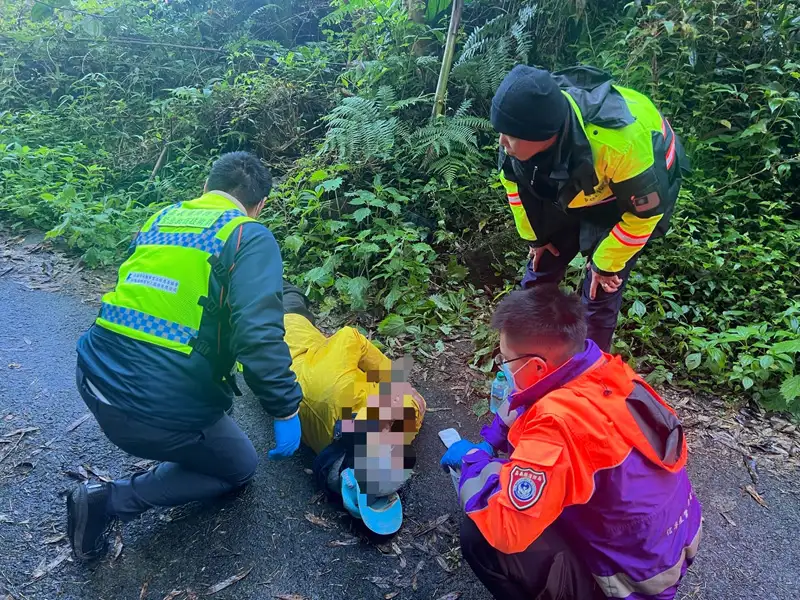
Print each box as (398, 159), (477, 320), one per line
(283, 313), (425, 454)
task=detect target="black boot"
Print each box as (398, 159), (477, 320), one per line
(67, 482), (114, 562)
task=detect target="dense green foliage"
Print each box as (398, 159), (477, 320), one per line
(1, 1), (798, 411)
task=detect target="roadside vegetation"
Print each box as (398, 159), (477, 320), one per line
(1, 0), (798, 412)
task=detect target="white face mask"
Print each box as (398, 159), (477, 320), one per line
(501, 363), (519, 392)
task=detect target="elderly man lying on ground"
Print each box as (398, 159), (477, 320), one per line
(442, 284), (702, 600)
(279, 282), (426, 535)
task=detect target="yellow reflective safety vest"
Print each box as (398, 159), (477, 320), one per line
(96, 192), (256, 355)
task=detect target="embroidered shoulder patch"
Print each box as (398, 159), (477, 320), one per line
(508, 465), (546, 510)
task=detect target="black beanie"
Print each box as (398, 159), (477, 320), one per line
(491, 65), (569, 142)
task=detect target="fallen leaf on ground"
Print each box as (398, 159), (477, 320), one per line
(308, 490), (325, 505)
(43, 533), (66, 544)
(3, 427), (38, 437)
(84, 464), (113, 482)
(720, 512), (737, 527)
(132, 459), (157, 472)
(204, 566), (253, 595)
(31, 546), (71, 580)
(111, 530), (124, 561)
(743, 455), (759, 485)
(744, 485), (768, 508)
(139, 581), (149, 600)
(413, 514), (450, 537)
(366, 577), (391, 590)
(303, 468), (314, 475)
(435, 555), (452, 573)
(162, 590), (184, 600)
(385, 593), (399, 599)
(273, 595), (309, 600)
(184, 590), (198, 600)
(435, 593), (462, 600)
(65, 414), (92, 433)
(66, 466), (89, 481)
(304, 513), (332, 528)
(376, 541), (394, 554)
(328, 536), (359, 547)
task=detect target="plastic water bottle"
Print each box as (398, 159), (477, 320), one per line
(490, 371), (510, 414)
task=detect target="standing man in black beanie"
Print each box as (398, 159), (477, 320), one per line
(491, 65), (690, 351)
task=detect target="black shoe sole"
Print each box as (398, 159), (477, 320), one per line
(67, 485), (102, 562)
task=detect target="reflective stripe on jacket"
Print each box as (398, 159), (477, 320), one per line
(500, 66), (689, 274)
(97, 192), (254, 354)
(459, 341), (702, 599)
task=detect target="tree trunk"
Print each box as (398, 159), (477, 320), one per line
(406, 0), (428, 56)
(431, 0), (464, 119)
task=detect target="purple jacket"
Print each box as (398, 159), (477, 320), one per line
(458, 341), (702, 599)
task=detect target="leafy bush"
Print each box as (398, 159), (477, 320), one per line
(580, 0), (800, 410)
(0, 0), (798, 412)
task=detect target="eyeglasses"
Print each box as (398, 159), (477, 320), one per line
(494, 353), (544, 367)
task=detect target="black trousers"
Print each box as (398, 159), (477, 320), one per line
(77, 366), (259, 522)
(520, 221), (640, 353)
(460, 517), (605, 600)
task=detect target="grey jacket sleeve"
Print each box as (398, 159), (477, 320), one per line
(225, 222), (302, 418)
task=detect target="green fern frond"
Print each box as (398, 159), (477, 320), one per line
(322, 94), (401, 161)
(456, 14), (507, 65)
(416, 55), (440, 68)
(427, 152), (476, 186)
(374, 85), (397, 109)
(389, 95), (431, 112)
(452, 115), (493, 131)
(454, 98), (473, 118)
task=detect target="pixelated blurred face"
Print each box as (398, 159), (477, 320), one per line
(345, 376), (419, 497)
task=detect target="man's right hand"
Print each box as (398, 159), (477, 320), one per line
(440, 440), (494, 471)
(529, 243), (560, 272)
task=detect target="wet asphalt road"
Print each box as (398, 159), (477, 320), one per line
(1, 277), (799, 600)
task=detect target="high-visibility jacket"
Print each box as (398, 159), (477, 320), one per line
(459, 340), (702, 599)
(500, 66), (690, 275)
(80, 191), (302, 426)
(97, 192), (255, 355)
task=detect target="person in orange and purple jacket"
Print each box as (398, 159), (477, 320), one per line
(441, 285), (702, 600)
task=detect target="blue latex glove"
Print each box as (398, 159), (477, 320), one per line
(440, 440), (494, 471)
(269, 413), (301, 459)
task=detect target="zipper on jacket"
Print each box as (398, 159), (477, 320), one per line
(530, 165), (538, 187)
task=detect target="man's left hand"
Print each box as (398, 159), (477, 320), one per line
(587, 263), (623, 300)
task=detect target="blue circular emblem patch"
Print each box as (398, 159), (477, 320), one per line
(513, 477), (534, 501)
